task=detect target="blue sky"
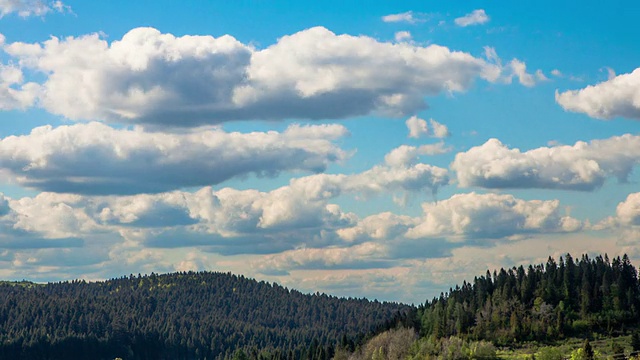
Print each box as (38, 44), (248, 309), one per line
(1, 0), (640, 303)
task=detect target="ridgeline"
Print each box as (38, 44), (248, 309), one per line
(2, 253), (640, 360)
(418, 254), (640, 345)
(0, 271), (409, 360)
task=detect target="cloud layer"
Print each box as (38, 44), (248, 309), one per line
(4, 26), (505, 127)
(0, 122), (349, 194)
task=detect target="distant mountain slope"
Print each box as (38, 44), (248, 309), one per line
(0, 271), (409, 360)
(418, 254), (640, 345)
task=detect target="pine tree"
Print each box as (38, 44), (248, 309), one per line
(631, 331), (640, 352)
(583, 339), (594, 360)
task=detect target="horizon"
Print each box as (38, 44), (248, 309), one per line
(1, 0), (640, 304)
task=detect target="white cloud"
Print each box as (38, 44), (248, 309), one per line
(405, 116), (450, 138)
(551, 69), (563, 77)
(535, 69), (549, 82)
(615, 193), (640, 226)
(429, 119), (450, 138)
(484, 46), (500, 65)
(244, 191), (582, 295)
(5, 28), (253, 126)
(481, 49), (540, 88)
(384, 144), (451, 168)
(406, 116), (428, 138)
(346, 162), (449, 197)
(452, 135), (640, 191)
(251, 242), (391, 275)
(382, 11), (423, 24)
(0, 122), (349, 194)
(5, 26), (505, 127)
(0, 0), (69, 17)
(555, 67), (640, 120)
(0, 192), (97, 252)
(394, 31), (412, 42)
(596, 192), (640, 244)
(509, 59), (535, 87)
(454, 9), (489, 27)
(407, 192), (581, 240)
(0, 142), (449, 248)
(0, 186), (590, 303)
(0, 63), (40, 110)
(337, 212), (417, 243)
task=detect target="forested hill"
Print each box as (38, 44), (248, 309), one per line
(418, 254), (640, 345)
(0, 271), (410, 360)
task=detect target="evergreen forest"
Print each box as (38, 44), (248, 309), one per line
(0, 271), (408, 360)
(2, 253), (640, 359)
(417, 254), (640, 345)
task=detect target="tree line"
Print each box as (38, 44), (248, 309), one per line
(418, 254), (640, 345)
(0, 271), (409, 360)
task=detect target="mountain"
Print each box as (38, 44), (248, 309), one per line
(0, 271), (410, 360)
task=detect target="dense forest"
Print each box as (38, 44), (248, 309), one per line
(3, 253), (640, 360)
(0, 271), (409, 360)
(418, 254), (640, 346)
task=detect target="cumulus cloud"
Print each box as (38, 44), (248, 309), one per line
(406, 116), (450, 138)
(0, 184), (589, 303)
(246, 191), (580, 282)
(5, 26), (504, 127)
(337, 212), (417, 243)
(0, 142), (449, 249)
(0, 0), (69, 17)
(555, 67), (640, 120)
(615, 193), (640, 226)
(251, 242), (392, 275)
(429, 119), (450, 138)
(481, 48), (542, 88)
(452, 135), (640, 191)
(0, 63), (40, 109)
(384, 144), (451, 168)
(346, 161), (449, 197)
(596, 193), (640, 245)
(406, 116), (428, 138)
(407, 192), (581, 240)
(0, 192), (93, 251)
(394, 31), (412, 42)
(382, 11), (424, 24)
(454, 9), (489, 27)
(0, 122), (348, 195)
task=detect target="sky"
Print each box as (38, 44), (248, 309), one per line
(1, 0), (640, 304)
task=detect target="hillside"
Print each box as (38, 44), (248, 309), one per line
(340, 254), (640, 360)
(0, 271), (409, 360)
(418, 254), (640, 345)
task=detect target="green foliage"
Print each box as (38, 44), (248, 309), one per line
(582, 339), (594, 360)
(350, 328), (417, 360)
(405, 336), (496, 360)
(0, 271), (409, 359)
(535, 346), (564, 360)
(418, 253), (640, 344)
(569, 346), (602, 360)
(232, 349), (249, 360)
(632, 331), (640, 352)
(466, 340), (497, 359)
